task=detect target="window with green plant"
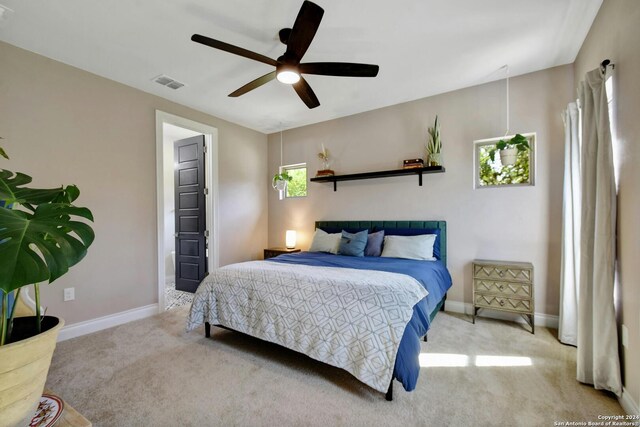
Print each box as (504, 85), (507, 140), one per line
(280, 164), (307, 198)
(474, 134), (535, 188)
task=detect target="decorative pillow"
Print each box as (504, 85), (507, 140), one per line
(338, 230), (368, 257)
(364, 230), (385, 257)
(381, 228), (441, 260)
(309, 229), (341, 254)
(380, 234), (437, 260)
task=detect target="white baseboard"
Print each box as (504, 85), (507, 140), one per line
(444, 300), (559, 329)
(57, 303), (159, 342)
(620, 387), (640, 415)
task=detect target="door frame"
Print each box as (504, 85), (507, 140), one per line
(155, 110), (219, 312)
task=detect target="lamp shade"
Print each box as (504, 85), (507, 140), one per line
(285, 230), (297, 249)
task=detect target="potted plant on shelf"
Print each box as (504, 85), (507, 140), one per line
(272, 170), (292, 192)
(0, 148), (94, 426)
(426, 115), (443, 166)
(489, 134), (530, 166)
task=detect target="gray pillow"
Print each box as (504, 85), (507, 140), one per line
(338, 230), (368, 257)
(364, 230), (385, 257)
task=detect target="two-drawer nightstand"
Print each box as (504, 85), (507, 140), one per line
(472, 260), (534, 334)
(263, 247), (301, 259)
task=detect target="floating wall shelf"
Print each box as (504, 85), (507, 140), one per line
(310, 166), (445, 191)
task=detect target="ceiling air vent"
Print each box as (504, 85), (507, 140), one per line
(152, 75), (185, 90)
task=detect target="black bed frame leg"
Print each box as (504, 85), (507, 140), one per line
(385, 380), (393, 401)
(423, 334), (428, 342)
(205, 322), (211, 338)
(440, 294), (447, 312)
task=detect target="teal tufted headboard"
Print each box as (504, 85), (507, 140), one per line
(314, 220), (447, 266)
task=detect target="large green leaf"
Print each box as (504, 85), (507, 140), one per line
(0, 201), (94, 294)
(0, 169), (71, 207)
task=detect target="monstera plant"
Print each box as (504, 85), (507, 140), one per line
(0, 162), (94, 425)
(0, 169), (94, 343)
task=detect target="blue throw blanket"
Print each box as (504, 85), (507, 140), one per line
(268, 252), (452, 392)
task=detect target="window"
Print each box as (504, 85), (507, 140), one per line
(474, 133), (535, 188)
(280, 163), (307, 199)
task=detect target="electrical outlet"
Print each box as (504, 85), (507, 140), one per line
(63, 287), (75, 302)
(621, 324), (628, 348)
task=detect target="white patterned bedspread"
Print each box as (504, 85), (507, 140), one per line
(186, 261), (427, 392)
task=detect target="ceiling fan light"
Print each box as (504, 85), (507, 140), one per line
(277, 70), (300, 84)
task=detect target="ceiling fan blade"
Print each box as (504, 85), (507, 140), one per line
(293, 76), (320, 109)
(228, 71), (277, 97)
(299, 62), (379, 77)
(191, 34), (277, 67)
(285, 1), (324, 62)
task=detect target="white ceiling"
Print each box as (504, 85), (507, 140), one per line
(0, 0), (602, 133)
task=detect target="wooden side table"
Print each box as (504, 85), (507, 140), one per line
(264, 247), (301, 259)
(472, 260), (535, 333)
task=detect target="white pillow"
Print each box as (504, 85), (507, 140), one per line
(380, 234), (437, 260)
(309, 229), (341, 254)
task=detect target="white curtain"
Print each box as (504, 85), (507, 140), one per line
(576, 67), (621, 396)
(559, 102), (580, 346)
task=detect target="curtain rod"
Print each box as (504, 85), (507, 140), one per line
(601, 59), (615, 72)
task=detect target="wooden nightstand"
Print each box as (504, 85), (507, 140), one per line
(472, 260), (534, 334)
(264, 247), (301, 259)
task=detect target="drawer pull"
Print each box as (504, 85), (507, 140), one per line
(499, 299), (505, 306)
(497, 270), (504, 277)
(498, 285), (504, 291)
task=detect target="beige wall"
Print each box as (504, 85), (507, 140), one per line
(0, 41), (268, 324)
(574, 0), (640, 410)
(268, 65), (574, 318)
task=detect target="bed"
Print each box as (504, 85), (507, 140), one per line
(187, 220), (452, 400)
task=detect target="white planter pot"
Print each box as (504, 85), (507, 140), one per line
(428, 152), (443, 166)
(0, 316), (64, 427)
(273, 180), (287, 191)
(499, 148), (518, 166)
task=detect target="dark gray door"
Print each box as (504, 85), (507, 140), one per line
(174, 135), (207, 293)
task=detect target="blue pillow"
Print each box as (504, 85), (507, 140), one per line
(364, 230), (384, 257)
(338, 230), (368, 257)
(379, 228), (441, 260)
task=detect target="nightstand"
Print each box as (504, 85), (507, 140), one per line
(264, 247), (301, 259)
(472, 260), (534, 334)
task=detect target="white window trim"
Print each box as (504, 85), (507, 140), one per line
(473, 132), (536, 189)
(279, 162), (307, 200)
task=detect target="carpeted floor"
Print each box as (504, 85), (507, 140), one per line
(46, 309), (623, 426)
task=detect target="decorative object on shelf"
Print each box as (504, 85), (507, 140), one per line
(310, 165), (445, 191)
(426, 115), (443, 166)
(285, 230), (297, 249)
(488, 134), (531, 166)
(316, 144), (334, 177)
(402, 158), (424, 169)
(0, 147), (95, 426)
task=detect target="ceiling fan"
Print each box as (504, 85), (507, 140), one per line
(191, 0), (379, 109)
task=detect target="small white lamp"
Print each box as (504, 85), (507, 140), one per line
(285, 230), (297, 249)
